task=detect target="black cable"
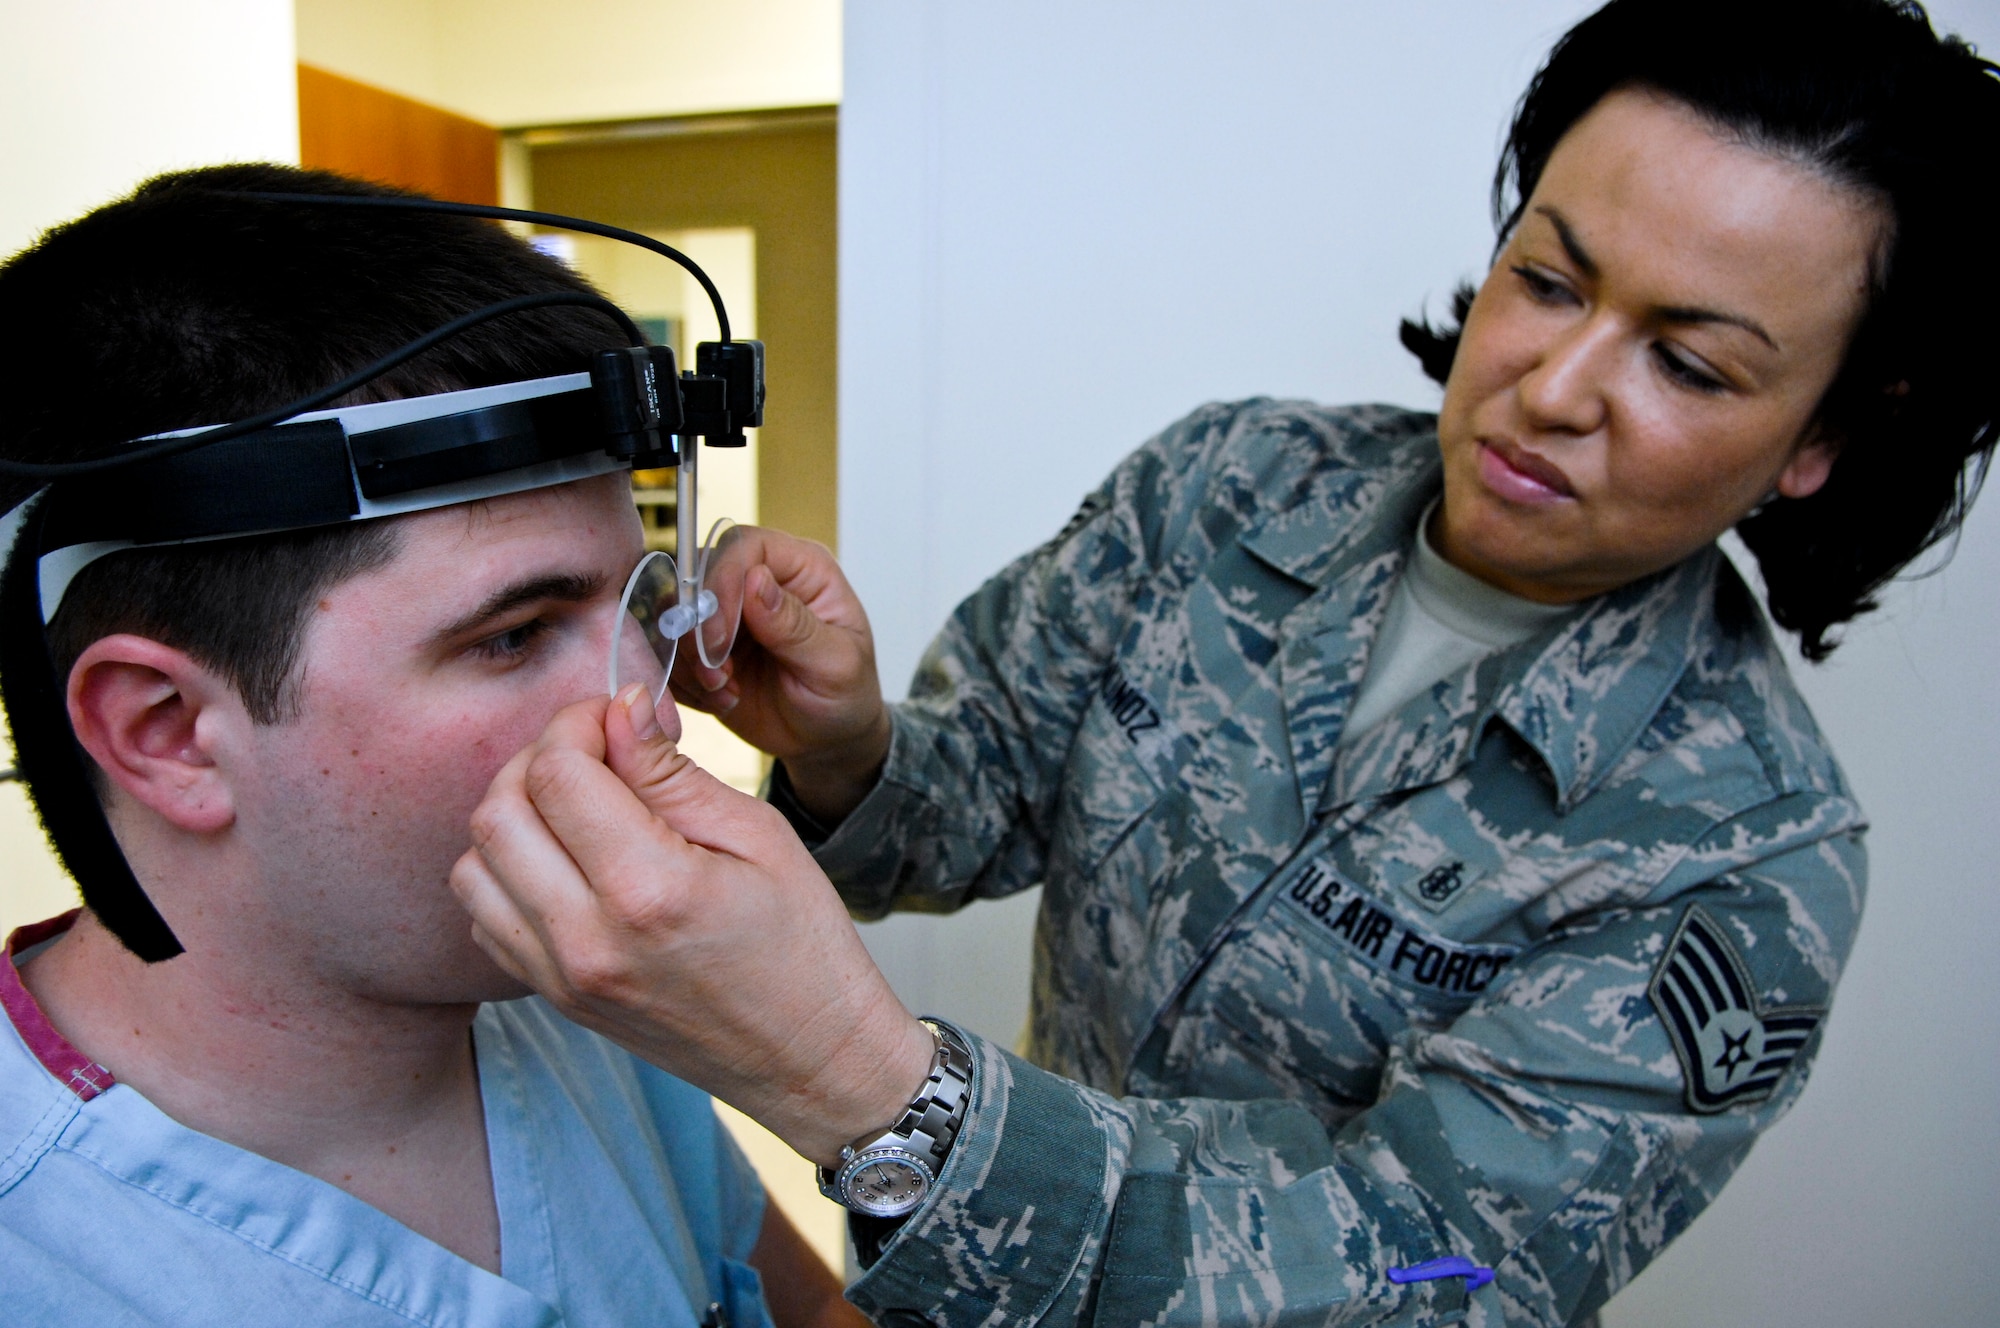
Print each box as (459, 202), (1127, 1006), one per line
(228, 192), (733, 344)
(0, 290), (639, 481)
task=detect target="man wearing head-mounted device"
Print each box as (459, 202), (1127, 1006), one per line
(0, 164), (856, 1328)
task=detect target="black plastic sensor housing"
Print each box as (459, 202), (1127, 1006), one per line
(690, 339), (765, 447)
(591, 344), (682, 467)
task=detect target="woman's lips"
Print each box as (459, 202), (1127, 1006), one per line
(1477, 439), (1577, 503)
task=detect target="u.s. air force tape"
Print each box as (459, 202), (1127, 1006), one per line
(1648, 904), (1825, 1114)
(1281, 858), (1519, 998)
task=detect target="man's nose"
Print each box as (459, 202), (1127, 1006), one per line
(1516, 316), (1615, 437)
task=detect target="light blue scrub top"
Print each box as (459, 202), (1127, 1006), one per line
(0, 916), (773, 1328)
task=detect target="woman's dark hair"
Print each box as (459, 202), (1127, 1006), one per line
(0, 164), (626, 957)
(1400, 0), (2000, 660)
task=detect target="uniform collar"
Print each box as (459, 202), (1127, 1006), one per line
(1231, 446), (1439, 824)
(1491, 548), (1721, 811)
(1237, 430), (1727, 815)
(1236, 444), (1439, 591)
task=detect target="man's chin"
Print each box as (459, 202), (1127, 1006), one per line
(470, 970), (538, 1005)
(434, 954), (539, 1006)
(359, 948), (539, 1007)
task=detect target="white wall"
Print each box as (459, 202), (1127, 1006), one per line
(295, 0), (840, 128)
(0, 0), (299, 937)
(839, 2), (2000, 1323)
(0, 0), (298, 260)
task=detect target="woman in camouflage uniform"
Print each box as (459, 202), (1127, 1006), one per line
(454, 1), (2000, 1324)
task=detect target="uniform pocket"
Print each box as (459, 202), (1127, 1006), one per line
(1175, 858), (1521, 1118)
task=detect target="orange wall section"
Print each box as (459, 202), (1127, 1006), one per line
(297, 63), (498, 204)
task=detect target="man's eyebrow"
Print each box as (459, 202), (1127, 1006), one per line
(430, 571), (607, 643)
(1532, 205), (1778, 351)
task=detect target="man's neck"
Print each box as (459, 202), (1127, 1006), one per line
(19, 911), (502, 1273)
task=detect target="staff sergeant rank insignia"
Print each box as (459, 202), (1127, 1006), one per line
(1649, 905), (1826, 1114)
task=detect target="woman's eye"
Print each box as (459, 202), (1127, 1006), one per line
(1510, 264), (1573, 305)
(470, 619), (550, 663)
(1653, 343), (1728, 394)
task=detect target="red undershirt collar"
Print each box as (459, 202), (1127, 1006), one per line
(2, 910), (116, 1102)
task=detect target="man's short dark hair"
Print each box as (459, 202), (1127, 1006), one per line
(0, 164), (630, 955)
(1400, 0), (2000, 660)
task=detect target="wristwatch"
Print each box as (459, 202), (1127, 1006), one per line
(817, 1019), (974, 1218)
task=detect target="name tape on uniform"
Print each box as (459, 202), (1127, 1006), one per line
(1092, 662), (1183, 784)
(1097, 663), (1163, 745)
(1282, 858), (1519, 998)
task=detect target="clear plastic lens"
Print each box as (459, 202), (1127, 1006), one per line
(688, 518), (746, 670)
(609, 550), (680, 703)
(607, 520), (748, 703)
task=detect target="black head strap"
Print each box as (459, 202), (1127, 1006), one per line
(1, 497), (183, 961)
(34, 383), (607, 564)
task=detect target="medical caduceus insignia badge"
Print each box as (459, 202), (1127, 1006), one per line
(1648, 905), (1825, 1114)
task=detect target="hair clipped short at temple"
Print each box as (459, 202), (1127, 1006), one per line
(1399, 0), (2000, 660)
(0, 164), (627, 954)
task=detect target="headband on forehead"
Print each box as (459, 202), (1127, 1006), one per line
(31, 372), (623, 618)
(8, 192), (771, 625)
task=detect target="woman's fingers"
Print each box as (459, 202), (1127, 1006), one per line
(751, 528), (870, 634)
(455, 720), (612, 976)
(738, 562), (837, 671)
(525, 692), (787, 890)
(662, 524), (887, 766)
(605, 687), (782, 848)
(668, 672), (740, 714)
(526, 693), (612, 765)
(464, 693), (809, 973)
(609, 685), (700, 783)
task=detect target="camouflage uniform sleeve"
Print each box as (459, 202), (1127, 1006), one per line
(813, 402), (1246, 919)
(847, 820), (1865, 1328)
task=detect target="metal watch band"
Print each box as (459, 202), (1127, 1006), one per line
(818, 1019), (974, 1213)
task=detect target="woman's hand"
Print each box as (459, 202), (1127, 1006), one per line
(671, 525), (890, 824)
(449, 686), (935, 1167)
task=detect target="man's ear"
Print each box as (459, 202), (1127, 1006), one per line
(66, 635), (244, 835)
(1775, 425), (1840, 500)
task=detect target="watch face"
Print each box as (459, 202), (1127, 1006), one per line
(840, 1149), (934, 1218)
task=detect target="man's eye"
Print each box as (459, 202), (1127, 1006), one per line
(470, 619), (550, 662)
